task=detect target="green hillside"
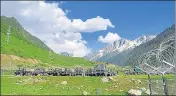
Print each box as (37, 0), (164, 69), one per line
(1, 16), (95, 68)
(1, 16), (51, 51)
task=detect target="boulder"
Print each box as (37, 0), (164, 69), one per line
(145, 89), (150, 95)
(119, 89), (123, 92)
(101, 77), (109, 83)
(128, 89), (142, 95)
(108, 77), (113, 80)
(55, 84), (59, 87)
(140, 87), (146, 92)
(131, 78), (135, 81)
(61, 81), (67, 85)
(82, 91), (88, 95)
(105, 89), (108, 91)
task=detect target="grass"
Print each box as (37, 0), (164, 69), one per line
(1, 74), (175, 95)
(1, 76), (113, 95)
(125, 74), (174, 80)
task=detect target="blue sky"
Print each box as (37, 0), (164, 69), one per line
(58, 1), (175, 51)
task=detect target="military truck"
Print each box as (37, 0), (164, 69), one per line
(47, 68), (54, 76)
(108, 69), (118, 76)
(70, 68), (76, 76)
(14, 64), (118, 76)
(75, 67), (85, 76)
(94, 64), (107, 76)
(123, 67), (144, 75)
(85, 68), (96, 76)
(14, 67), (32, 76)
(32, 68), (46, 76)
(52, 68), (60, 76)
(64, 68), (72, 76)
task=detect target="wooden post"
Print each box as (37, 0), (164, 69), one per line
(174, 19), (176, 96)
(161, 73), (168, 96)
(147, 74), (152, 95)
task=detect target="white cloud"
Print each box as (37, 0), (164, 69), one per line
(98, 32), (121, 44)
(1, 1), (114, 57)
(47, 40), (90, 57)
(69, 16), (115, 32)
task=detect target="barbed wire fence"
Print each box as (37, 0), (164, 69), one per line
(157, 34), (175, 71)
(137, 49), (161, 95)
(137, 33), (175, 95)
(157, 33), (175, 95)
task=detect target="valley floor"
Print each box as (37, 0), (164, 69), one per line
(1, 74), (175, 95)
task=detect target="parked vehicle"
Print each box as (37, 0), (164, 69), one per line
(14, 64), (118, 76)
(14, 68), (32, 76)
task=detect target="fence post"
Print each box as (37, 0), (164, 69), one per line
(147, 74), (152, 95)
(162, 73), (168, 96)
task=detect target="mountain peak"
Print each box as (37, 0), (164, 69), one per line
(133, 35), (156, 46)
(135, 35), (156, 40)
(85, 35), (156, 61)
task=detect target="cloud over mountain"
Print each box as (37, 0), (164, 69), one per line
(98, 32), (121, 44)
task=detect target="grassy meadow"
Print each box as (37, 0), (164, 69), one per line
(1, 74), (175, 95)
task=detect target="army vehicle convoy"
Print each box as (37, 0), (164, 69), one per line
(14, 64), (118, 76)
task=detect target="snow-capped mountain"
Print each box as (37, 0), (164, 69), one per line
(84, 35), (156, 61)
(133, 35), (156, 46)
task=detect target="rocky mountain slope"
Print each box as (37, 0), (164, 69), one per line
(125, 24), (175, 67)
(85, 24), (175, 66)
(84, 35), (155, 64)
